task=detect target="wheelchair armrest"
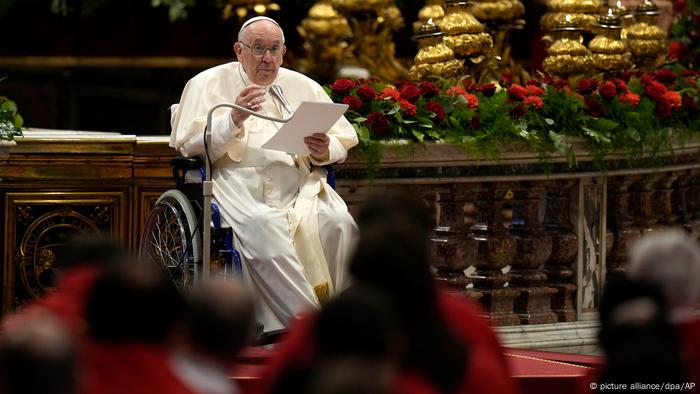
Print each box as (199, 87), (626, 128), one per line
(171, 156), (204, 188)
(170, 156), (203, 171)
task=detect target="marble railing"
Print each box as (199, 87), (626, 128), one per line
(2, 131), (700, 328)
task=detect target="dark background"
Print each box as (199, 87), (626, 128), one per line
(0, 0), (539, 135)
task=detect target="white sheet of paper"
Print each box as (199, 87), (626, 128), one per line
(261, 101), (349, 155)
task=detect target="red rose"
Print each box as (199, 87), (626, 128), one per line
(470, 116), (480, 129)
(399, 84), (422, 103)
(342, 95), (363, 111)
(576, 78), (598, 95)
(400, 99), (417, 116)
(663, 91), (682, 109)
(674, 0), (688, 13)
(419, 81), (440, 96)
(585, 98), (606, 117)
(654, 69), (678, 85)
(463, 93), (479, 109)
(682, 69), (700, 77)
(507, 84), (528, 101)
(523, 95), (544, 110)
(682, 95), (697, 112)
(462, 79), (477, 91)
(641, 74), (657, 85)
(526, 85), (545, 96)
(476, 83), (496, 97)
(610, 78), (629, 93)
(499, 72), (514, 87)
(331, 78), (356, 95)
(510, 103), (525, 118)
(525, 79), (542, 87)
(357, 85), (377, 101)
(668, 42), (687, 60)
(656, 99), (672, 118)
(644, 80), (668, 101)
(394, 80), (411, 89)
(619, 92), (640, 107)
(380, 87), (401, 101)
(366, 112), (389, 135)
(598, 81), (618, 99)
(447, 86), (467, 96)
(552, 78), (570, 90)
(426, 101), (445, 122)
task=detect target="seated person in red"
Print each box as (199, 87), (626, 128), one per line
(79, 263), (194, 394)
(256, 190), (519, 394)
(1, 234), (128, 337)
(627, 231), (700, 391)
(169, 278), (256, 394)
(0, 312), (77, 394)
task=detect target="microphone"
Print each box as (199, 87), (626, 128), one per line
(269, 84), (293, 115)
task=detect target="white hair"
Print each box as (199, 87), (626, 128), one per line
(237, 16), (285, 44)
(628, 230), (700, 320)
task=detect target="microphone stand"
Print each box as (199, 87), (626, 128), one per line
(202, 103), (293, 279)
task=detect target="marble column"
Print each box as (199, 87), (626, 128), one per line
(430, 183), (481, 301)
(510, 181), (557, 325)
(544, 180), (578, 322)
(471, 182), (520, 326)
(607, 175), (642, 277)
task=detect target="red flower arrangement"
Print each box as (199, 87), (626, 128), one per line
(331, 79), (355, 96)
(324, 69), (700, 163)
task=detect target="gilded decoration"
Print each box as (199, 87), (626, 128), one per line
(15, 207), (101, 301)
(329, 0), (408, 81)
(414, 0), (445, 33)
(409, 19), (464, 80)
(220, 0), (281, 20)
(441, 0), (493, 58)
(298, 2), (351, 81)
(543, 16), (591, 77)
(469, 0), (528, 81)
(4, 191), (126, 314)
(540, 0), (599, 33)
(627, 0), (667, 69)
(588, 9), (632, 72)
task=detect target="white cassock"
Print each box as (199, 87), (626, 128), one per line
(170, 62), (359, 332)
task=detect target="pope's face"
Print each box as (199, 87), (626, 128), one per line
(234, 21), (286, 86)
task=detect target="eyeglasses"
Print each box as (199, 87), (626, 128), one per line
(239, 42), (284, 57)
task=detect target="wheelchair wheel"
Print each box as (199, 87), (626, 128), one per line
(139, 189), (202, 289)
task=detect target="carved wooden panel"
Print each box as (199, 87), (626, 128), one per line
(3, 191), (127, 315)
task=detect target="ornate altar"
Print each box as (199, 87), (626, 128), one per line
(3, 131), (700, 353)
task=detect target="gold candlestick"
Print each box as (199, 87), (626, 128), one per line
(409, 18), (465, 80)
(588, 9), (632, 72)
(441, 0), (493, 59)
(543, 15), (592, 77)
(298, 2), (352, 82)
(627, 0), (667, 69)
(329, 0), (408, 81)
(540, 0), (600, 33)
(414, 0), (446, 33)
(222, 0), (281, 19)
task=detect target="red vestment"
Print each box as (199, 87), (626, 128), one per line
(254, 291), (519, 394)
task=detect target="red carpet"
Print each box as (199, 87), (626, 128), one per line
(231, 346), (601, 394)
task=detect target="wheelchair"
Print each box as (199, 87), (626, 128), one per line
(138, 156), (336, 290)
(138, 156), (241, 290)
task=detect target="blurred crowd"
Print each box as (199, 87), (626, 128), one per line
(1, 191), (699, 394)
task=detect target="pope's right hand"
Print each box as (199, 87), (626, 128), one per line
(231, 85), (267, 128)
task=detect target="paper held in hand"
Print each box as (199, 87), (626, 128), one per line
(261, 101), (349, 155)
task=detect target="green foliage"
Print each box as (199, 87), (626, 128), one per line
(151, 0), (196, 22)
(327, 68), (700, 171)
(0, 95), (24, 142)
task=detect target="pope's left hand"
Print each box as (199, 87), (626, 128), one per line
(305, 133), (330, 161)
